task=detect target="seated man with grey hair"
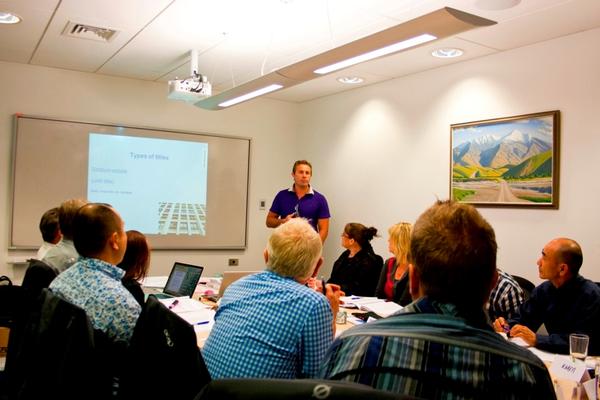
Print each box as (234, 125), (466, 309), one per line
(202, 218), (341, 379)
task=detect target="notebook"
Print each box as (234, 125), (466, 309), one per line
(153, 262), (204, 299)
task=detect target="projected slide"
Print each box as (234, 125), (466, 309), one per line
(87, 133), (208, 235)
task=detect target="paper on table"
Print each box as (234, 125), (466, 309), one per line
(340, 296), (381, 308)
(528, 347), (556, 363)
(159, 297), (211, 313)
(509, 337), (530, 347)
(177, 309), (216, 331)
(360, 301), (403, 318)
(141, 276), (169, 288)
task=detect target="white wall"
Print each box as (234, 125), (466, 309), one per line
(3, 28), (600, 286)
(0, 61), (300, 281)
(302, 27), (600, 285)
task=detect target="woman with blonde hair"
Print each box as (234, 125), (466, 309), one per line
(375, 222), (413, 306)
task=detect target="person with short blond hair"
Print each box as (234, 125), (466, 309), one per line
(203, 218), (341, 379)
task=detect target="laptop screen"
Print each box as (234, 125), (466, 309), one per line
(217, 270), (260, 298)
(163, 262), (204, 297)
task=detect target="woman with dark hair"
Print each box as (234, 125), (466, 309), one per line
(118, 230), (150, 306)
(327, 223), (383, 296)
(375, 222), (413, 306)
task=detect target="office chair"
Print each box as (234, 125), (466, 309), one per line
(0, 278), (26, 399)
(194, 379), (414, 400)
(7, 288), (113, 400)
(119, 295), (211, 400)
(511, 275), (535, 301)
(21, 259), (57, 297)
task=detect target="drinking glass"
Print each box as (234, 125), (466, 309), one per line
(570, 333), (590, 361)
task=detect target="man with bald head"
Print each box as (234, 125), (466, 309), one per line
(494, 238), (600, 354)
(49, 203), (141, 343)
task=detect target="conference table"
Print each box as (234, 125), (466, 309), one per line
(143, 277), (597, 399)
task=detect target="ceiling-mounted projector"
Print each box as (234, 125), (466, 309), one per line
(168, 74), (212, 104)
(167, 49), (212, 104)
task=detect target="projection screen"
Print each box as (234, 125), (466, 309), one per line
(10, 115), (250, 250)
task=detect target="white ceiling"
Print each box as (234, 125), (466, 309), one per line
(1, 0), (599, 104)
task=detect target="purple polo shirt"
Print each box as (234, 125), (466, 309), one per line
(269, 186), (330, 232)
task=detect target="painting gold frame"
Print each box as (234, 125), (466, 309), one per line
(450, 110), (560, 208)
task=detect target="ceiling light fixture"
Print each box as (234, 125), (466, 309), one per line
(337, 76), (365, 84)
(431, 48), (464, 58)
(218, 84), (284, 107)
(195, 8), (495, 110)
(315, 33), (436, 74)
(0, 11), (21, 24)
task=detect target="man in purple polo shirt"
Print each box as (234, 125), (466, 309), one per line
(266, 160), (330, 243)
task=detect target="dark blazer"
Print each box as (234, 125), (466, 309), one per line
(328, 249), (383, 296)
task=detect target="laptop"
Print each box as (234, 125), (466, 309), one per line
(205, 270), (259, 302)
(153, 262), (204, 299)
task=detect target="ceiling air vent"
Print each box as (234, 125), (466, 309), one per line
(62, 21), (119, 42)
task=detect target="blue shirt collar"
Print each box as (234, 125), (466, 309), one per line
(79, 257), (125, 281)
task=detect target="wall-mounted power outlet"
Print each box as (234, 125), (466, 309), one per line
(228, 258), (239, 266)
(259, 199), (266, 210)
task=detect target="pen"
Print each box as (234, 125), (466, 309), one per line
(168, 299), (179, 309)
(195, 321), (210, 325)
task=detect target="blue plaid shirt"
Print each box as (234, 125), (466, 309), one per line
(49, 257), (141, 343)
(202, 271), (334, 379)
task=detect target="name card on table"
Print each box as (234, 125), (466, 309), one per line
(550, 355), (587, 382)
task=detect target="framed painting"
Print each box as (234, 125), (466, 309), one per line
(450, 110), (560, 208)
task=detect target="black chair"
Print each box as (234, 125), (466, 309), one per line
(119, 295), (211, 400)
(21, 259), (57, 297)
(194, 379), (414, 400)
(512, 275), (535, 301)
(6, 288), (114, 400)
(0, 278), (27, 399)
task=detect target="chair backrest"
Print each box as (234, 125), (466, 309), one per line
(119, 295), (211, 400)
(21, 259), (57, 297)
(0, 284), (27, 397)
(511, 275), (536, 301)
(194, 379), (412, 400)
(6, 288), (112, 400)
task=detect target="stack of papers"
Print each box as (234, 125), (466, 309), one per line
(340, 296), (403, 318)
(158, 297), (216, 332)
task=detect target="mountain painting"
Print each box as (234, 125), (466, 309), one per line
(451, 111), (559, 207)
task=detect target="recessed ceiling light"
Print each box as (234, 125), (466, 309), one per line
(431, 48), (464, 58)
(0, 11), (21, 24)
(337, 76), (365, 85)
(475, 0), (521, 11)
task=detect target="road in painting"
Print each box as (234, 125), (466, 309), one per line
(452, 115), (554, 204)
